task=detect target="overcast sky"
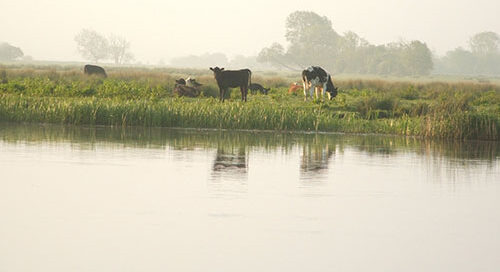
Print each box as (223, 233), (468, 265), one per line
(1, 0), (499, 63)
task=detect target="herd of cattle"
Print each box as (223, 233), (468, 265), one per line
(83, 64), (338, 102)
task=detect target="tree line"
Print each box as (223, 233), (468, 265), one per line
(434, 31), (500, 75)
(2, 11), (499, 76)
(257, 11), (500, 76)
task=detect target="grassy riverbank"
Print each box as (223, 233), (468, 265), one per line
(0, 65), (499, 140)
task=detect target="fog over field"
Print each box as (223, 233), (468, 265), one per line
(1, 0), (499, 64)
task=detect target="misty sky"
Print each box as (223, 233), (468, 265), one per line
(1, 0), (499, 63)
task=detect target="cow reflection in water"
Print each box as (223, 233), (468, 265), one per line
(300, 142), (335, 179)
(212, 146), (248, 180)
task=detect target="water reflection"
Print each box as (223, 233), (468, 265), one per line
(300, 136), (336, 181)
(0, 123), (498, 180)
(212, 146), (248, 180)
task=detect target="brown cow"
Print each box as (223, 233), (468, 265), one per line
(288, 82), (303, 94)
(174, 78), (200, 97)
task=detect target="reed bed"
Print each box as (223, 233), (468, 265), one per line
(0, 65), (499, 140)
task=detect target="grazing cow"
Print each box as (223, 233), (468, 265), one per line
(301, 66), (337, 101)
(249, 83), (269, 95)
(288, 82), (303, 94)
(209, 67), (252, 102)
(186, 77), (202, 88)
(84, 64), (107, 77)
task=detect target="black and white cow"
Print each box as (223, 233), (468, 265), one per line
(301, 66), (337, 101)
(209, 67), (252, 102)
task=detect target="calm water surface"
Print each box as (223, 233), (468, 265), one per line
(0, 124), (499, 272)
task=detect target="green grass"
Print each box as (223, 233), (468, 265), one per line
(0, 65), (499, 140)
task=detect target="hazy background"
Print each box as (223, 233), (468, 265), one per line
(1, 0), (499, 64)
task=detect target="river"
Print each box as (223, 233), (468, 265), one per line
(1, 124), (499, 272)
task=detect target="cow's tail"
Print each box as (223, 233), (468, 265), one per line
(247, 70), (252, 88)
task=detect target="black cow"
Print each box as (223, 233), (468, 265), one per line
(84, 64), (107, 77)
(175, 78), (186, 85)
(186, 77), (202, 87)
(249, 83), (269, 95)
(209, 67), (252, 102)
(301, 66), (337, 100)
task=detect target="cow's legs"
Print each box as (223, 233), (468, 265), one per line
(240, 86), (247, 102)
(220, 87), (226, 102)
(322, 82), (328, 100)
(302, 81), (308, 101)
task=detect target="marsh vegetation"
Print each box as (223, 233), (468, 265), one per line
(0, 65), (498, 140)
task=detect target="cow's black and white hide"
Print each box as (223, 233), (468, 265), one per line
(301, 66), (338, 101)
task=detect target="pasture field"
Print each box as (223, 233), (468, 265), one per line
(0, 65), (499, 140)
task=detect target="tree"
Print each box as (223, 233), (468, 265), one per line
(257, 11), (341, 71)
(285, 11), (341, 70)
(0, 43), (24, 61)
(74, 29), (109, 63)
(439, 47), (476, 74)
(469, 31), (499, 55)
(108, 34), (134, 64)
(467, 31), (500, 75)
(336, 31), (370, 73)
(402, 41), (434, 76)
(257, 10), (435, 76)
(169, 53), (229, 68)
(257, 43), (300, 70)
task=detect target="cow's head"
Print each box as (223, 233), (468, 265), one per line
(326, 75), (338, 100)
(326, 86), (338, 100)
(263, 88), (270, 95)
(175, 78), (186, 85)
(209, 67), (224, 74)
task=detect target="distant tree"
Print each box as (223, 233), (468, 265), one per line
(74, 29), (109, 63)
(257, 11), (341, 71)
(402, 41), (434, 75)
(22, 55), (34, 62)
(469, 31), (500, 55)
(285, 11), (341, 70)
(169, 53), (229, 68)
(0, 42), (24, 61)
(357, 45), (387, 74)
(336, 31), (371, 73)
(438, 47), (476, 74)
(257, 43), (300, 70)
(228, 55), (271, 70)
(257, 10), (435, 76)
(467, 31), (500, 75)
(108, 34), (134, 64)
(434, 32), (500, 75)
